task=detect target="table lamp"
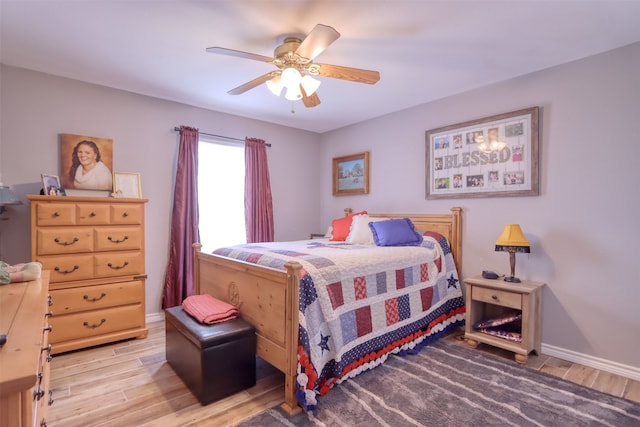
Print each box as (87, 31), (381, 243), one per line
(495, 224), (530, 283)
(0, 185), (22, 215)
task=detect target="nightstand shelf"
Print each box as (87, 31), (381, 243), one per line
(464, 276), (544, 364)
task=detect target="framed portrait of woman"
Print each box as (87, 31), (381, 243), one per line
(60, 133), (114, 191)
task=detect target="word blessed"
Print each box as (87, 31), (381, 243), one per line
(436, 147), (513, 170)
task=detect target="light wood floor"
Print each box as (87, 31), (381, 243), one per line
(48, 320), (640, 426)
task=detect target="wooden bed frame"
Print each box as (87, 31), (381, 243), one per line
(193, 207), (462, 414)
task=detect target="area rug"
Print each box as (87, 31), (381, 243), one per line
(237, 339), (640, 426)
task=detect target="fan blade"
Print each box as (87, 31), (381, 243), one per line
(206, 47), (273, 63)
(228, 73), (275, 95)
(301, 85), (321, 108)
(316, 63), (380, 84)
(295, 24), (340, 60)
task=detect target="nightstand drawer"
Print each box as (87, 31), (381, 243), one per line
(472, 287), (521, 309)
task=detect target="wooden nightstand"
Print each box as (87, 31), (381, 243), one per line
(464, 275), (544, 364)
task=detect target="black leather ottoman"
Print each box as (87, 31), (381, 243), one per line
(164, 306), (256, 405)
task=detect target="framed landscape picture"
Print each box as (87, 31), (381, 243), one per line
(332, 151), (370, 196)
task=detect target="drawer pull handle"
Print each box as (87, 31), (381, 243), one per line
(84, 292), (107, 302)
(53, 211), (60, 217)
(48, 294), (53, 306)
(83, 319), (106, 329)
(34, 386), (45, 400)
(90, 211), (97, 217)
(54, 265), (79, 274)
(108, 235), (129, 243)
(107, 261), (129, 270)
(46, 311), (54, 317)
(123, 212), (129, 217)
(43, 325), (53, 332)
(48, 389), (54, 406)
(54, 237), (79, 246)
(491, 295), (499, 300)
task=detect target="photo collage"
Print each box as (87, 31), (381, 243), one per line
(429, 118), (529, 195)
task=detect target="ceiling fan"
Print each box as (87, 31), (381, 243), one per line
(206, 24), (380, 108)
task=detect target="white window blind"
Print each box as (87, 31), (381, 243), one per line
(197, 137), (246, 252)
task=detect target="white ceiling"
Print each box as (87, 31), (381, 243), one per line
(2, 1), (640, 134)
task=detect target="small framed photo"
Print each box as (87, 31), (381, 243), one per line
(113, 172), (142, 198)
(332, 151), (370, 196)
(41, 174), (66, 196)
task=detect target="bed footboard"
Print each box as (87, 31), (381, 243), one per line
(193, 243), (302, 414)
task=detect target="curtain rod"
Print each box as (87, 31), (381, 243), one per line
(173, 127), (271, 147)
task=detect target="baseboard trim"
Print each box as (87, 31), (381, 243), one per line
(542, 342), (640, 382)
(146, 312), (164, 323)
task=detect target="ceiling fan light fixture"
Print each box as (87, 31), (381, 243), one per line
(281, 67), (302, 90)
(284, 85), (303, 101)
(300, 74), (321, 96)
(266, 75), (283, 96)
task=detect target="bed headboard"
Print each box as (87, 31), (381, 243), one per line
(344, 207), (463, 275)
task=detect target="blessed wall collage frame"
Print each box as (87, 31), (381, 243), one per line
(425, 107), (539, 199)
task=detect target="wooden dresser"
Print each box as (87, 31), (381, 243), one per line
(0, 271), (52, 427)
(28, 195), (148, 354)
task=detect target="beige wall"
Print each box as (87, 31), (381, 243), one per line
(0, 65), (321, 314)
(318, 42), (640, 370)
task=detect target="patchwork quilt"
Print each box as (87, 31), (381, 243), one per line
(214, 232), (465, 410)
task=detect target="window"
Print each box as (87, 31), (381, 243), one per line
(197, 138), (246, 252)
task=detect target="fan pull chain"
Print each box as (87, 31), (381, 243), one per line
(290, 101), (296, 114)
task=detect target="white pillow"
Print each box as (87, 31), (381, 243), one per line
(346, 215), (389, 244)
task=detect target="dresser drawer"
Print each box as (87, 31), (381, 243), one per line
(35, 203), (76, 226)
(94, 251), (144, 278)
(50, 280), (144, 315)
(94, 227), (142, 252)
(36, 255), (95, 283)
(48, 304), (145, 344)
(76, 204), (110, 225)
(111, 204), (143, 225)
(35, 315), (52, 425)
(472, 286), (522, 310)
(36, 227), (94, 255)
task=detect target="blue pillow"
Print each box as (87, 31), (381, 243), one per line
(368, 218), (423, 246)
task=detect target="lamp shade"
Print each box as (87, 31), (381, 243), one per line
(280, 67), (302, 90)
(266, 75), (283, 96)
(0, 186), (20, 205)
(495, 224), (530, 253)
(0, 185), (22, 214)
(284, 85), (302, 101)
(300, 74), (320, 96)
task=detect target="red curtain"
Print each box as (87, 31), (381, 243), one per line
(244, 137), (274, 243)
(162, 126), (200, 308)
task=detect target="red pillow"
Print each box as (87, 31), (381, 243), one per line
(330, 211), (367, 241)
